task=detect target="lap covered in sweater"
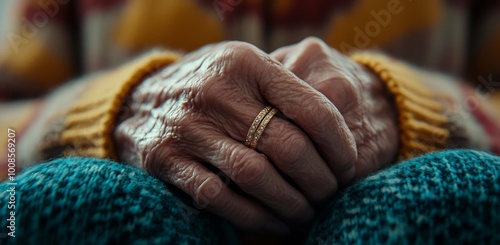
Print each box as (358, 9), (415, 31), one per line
(0, 157), (236, 245)
(307, 149), (500, 245)
(1, 150), (499, 244)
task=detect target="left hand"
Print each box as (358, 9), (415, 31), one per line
(271, 37), (399, 179)
(113, 41), (358, 232)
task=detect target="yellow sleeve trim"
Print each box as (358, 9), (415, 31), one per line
(351, 52), (449, 160)
(61, 51), (181, 160)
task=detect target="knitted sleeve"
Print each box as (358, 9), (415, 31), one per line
(351, 52), (500, 160)
(30, 50), (181, 163)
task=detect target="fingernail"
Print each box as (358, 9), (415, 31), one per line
(263, 218), (290, 235)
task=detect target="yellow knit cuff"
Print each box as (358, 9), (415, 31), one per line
(351, 52), (449, 160)
(61, 51), (181, 160)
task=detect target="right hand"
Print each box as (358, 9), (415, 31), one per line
(113, 42), (357, 233)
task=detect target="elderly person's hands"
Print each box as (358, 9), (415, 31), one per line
(113, 41), (357, 233)
(271, 37), (399, 178)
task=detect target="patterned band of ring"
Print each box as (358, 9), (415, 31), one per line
(244, 106), (278, 150)
(244, 106), (272, 146)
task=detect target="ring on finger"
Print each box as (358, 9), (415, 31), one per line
(245, 106), (278, 150)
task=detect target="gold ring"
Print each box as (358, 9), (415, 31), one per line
(244, 106), (272, 146)
(245, 106), (278, 150)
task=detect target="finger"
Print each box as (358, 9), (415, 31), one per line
(272, 38), (364, 116)
(260, 71), (357, 182)
(271, 39), (368, 182)
(157, 157), (290, 234)
(269, 37), (331, 74)
(184, 128), (315, 224)
(211, 103), (339, 203)
(255, 113), (339, 202)
(269, 45), (293, 62)
(232, 43), (358, 179)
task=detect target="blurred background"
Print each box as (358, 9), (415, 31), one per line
(0, 1), (16, 54)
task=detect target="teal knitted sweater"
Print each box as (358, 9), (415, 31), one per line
(1, 150), (499, 244)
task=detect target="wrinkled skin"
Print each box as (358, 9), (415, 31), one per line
(271, 38), (399, 178)
(114, 38), (398, 234)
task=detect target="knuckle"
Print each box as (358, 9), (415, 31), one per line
(193, 175), (224, 208)
(140, 122), (193, 181)
(220, 41), (275, 80)
(328, 78), (362, 112)
(339, 77), (361, 99)
(342, 79), (362, 103)
(299, 37), (331, 57)
(304, 98), (335, 132)
(340, 80), (361, 110)
(144, 145), (178, 178)
(272, 125), (308, 166)
(313, 79), (336, 97)
(221, 41), (259, 61)
(301, 37), (328, 49)
(143, 159), (163, 177)
(231, 153), (267, 186)
(173, 163), (197, 185)
(270, 46), (289, 60)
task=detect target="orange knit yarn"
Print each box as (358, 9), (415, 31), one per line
(351, 52), (449, 160)
(61, 51), (181, 160)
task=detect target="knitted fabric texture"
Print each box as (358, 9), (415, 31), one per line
(351, 52), (449, 160)
(61, 51), (180, 160)
(0, 158), (236, 245)
(1, 150), (499, 244)
(307, 150), (500, 244)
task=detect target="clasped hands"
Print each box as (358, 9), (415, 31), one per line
(114, 37), (399, 234)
